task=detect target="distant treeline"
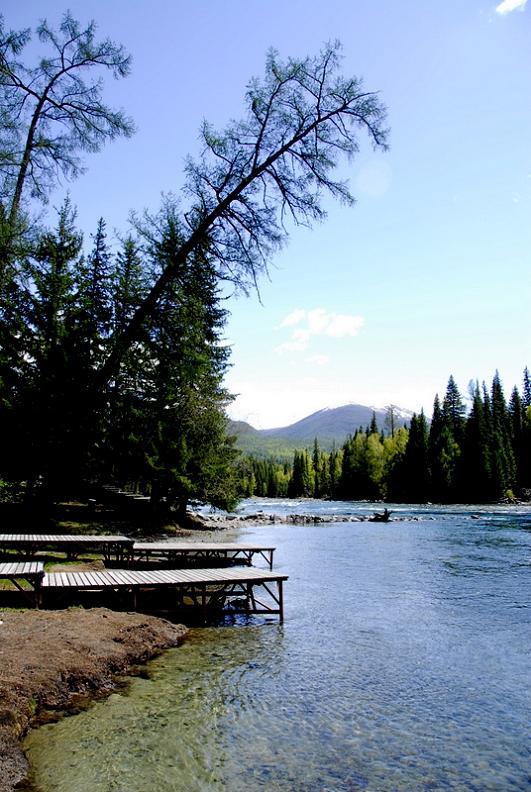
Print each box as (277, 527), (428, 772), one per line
(236, 371), (531, 503)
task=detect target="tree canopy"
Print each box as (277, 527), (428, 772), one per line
(0, 12), (133, 225)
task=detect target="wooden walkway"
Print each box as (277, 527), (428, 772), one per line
(0, 561), (44, 605)
(133, 542), (275, 569)
(0, 534), (288, 622)
(0, 534), (133, 561)
(41, 567), (287, 622)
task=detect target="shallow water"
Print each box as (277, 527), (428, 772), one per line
(25, 501), (531, 791)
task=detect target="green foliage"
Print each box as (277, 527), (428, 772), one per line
(0, 478), (22, 502)
(0, 201), (240, 515)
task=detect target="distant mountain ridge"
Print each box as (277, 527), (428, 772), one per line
(229, 403), (414, 458)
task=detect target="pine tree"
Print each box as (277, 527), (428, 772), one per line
(461, 383), (492, 502)
(489, 371), (516, 498)
(522, 367), (531, 410)
(25, 198), (85, 496)
(442, 375), (466, 444)
(103, 234), (150, 486)
(143, 248), (238, 516)
(429, 392), (461, 502)
(312, 438), (321, 497)
(74, 218), (113, 360)
(400, 412), (430, 502)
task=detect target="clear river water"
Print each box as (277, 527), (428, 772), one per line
(24, 500), (531, 791)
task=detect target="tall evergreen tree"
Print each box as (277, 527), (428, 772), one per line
(461, 383), (492, 502)
(522, 367), (531, 410)
(508, 385), (526, 494)
(442, 375), (466, 444)
(489, 371), (516, 497)
(24, 198), (86, 496)
(74, 218), (113, 358)
(429, 393), (461, 502)
(400, 412), (430, 502)
(125, 205), (240, 516)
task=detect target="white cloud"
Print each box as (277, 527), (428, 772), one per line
(307, 308), (329, 335)
(274, 340), (308, 354)
(326, 314), (365, 337)
(277, 308), (365, 353)
(292, 328), (311, 343)
(307, 354), (329, 366)
(495, 0), (527, 14)
(279, 308), (306, 327)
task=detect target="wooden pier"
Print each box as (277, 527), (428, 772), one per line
(0, 536), (287, 622)
(40, 567), (286, 622)
(0, 534), (133, 561)
(0, 561), (44, 606)
(133, 542), (275, 569)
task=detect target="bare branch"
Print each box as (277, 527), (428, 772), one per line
(97, 42), (388, 387)
(0, 12), (134, 225)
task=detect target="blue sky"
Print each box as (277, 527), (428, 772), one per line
(5, 0), (531, 427)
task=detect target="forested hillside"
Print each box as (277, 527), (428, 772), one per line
(231, 404), (412, 454)
(237, 372), (531, 504)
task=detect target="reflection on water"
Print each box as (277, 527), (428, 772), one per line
(25, 502), (531, 791)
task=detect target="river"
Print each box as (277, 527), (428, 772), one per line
(24, 500), (531, 791)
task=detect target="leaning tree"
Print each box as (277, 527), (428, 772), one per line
(97, 42), (389, 386)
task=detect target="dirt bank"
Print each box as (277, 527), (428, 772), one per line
(0, 608), (188, 792)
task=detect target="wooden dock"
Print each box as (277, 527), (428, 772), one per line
(0, 561), (44, 605)
(41, 567), (287, 622)
(133, 542), (275, 569)
(0, 534), (288, 622)
(0, 534), (133, 561)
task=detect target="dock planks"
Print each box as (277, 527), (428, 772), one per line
(0, 534), (133, 561)
(42, 566), (286, 589)
(42, 566), (287, 622)
(0, 561), (45, 605)
(133, 542), (275, 569)
(0, 535), (287, 622)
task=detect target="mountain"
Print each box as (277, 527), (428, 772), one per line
(229, 403), (414, 457)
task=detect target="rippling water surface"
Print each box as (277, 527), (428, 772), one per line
(25, 500), (531, 791)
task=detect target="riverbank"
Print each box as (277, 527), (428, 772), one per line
(0, 608), (188, 792)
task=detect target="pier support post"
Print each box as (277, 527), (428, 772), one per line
(278, 580), (284, 623)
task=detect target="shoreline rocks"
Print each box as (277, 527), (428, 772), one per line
(189, 511), (415, 528)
